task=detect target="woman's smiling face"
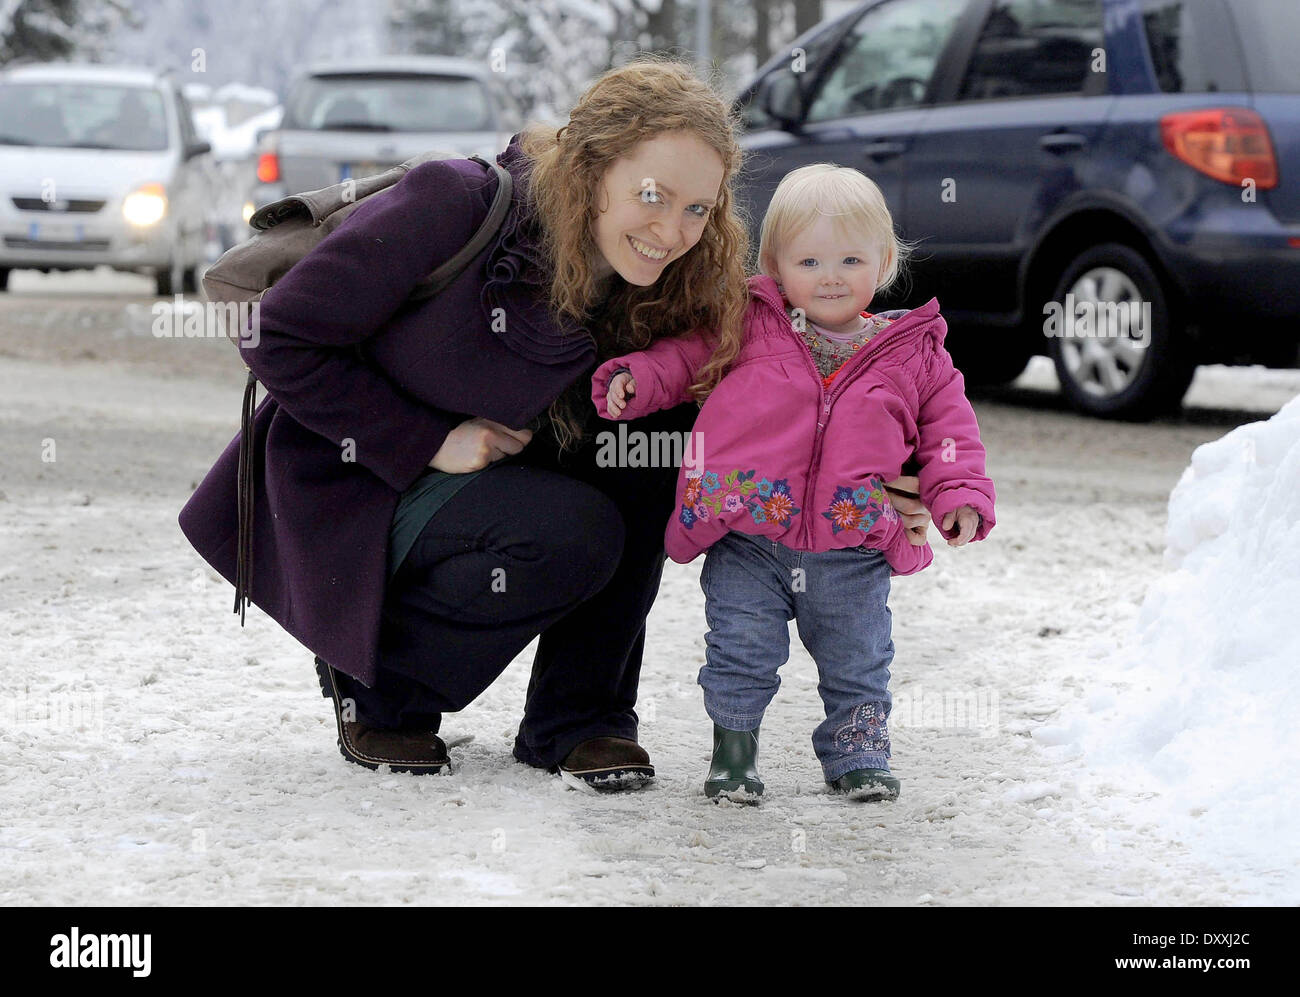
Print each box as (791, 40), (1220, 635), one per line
(590, 131), (725, 286)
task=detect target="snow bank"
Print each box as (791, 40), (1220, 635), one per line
(192, 103), (283, 161)
(1044, 393), (1300, 902)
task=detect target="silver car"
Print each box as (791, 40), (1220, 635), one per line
(0, 63), (212, 295)
(251, 55), (521, 210)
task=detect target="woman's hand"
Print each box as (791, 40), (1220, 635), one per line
(606, 371), (637, 418)
(884, 474), (931, 546)
(429, 417), (532, 473)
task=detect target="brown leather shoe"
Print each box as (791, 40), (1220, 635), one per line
(315, 656), (449, 774)
(559, 736), (654, 792)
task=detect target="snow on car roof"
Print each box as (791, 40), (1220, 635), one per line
(302, 55), (490, 80)
(0, 62), (167, 88)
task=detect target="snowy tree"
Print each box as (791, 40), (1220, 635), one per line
(0, 0), (137, 65)
(388, 0), (784, 123)
(95, 0), (390, 97)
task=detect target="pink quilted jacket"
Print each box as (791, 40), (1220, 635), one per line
(590, 274), (996, 575)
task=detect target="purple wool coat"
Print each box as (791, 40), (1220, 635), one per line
(178, 134), (598, 686)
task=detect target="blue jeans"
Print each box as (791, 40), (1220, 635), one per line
(698, 530), (895, 782)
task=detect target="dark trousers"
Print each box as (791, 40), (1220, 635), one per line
(333, 401), (701, 769)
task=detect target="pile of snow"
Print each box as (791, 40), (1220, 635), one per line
(1044, 392), (1300, 903)
(192, 103), (283, 162)
(210, 82), (279, 109)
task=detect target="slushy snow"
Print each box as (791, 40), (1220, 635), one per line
(3, 285), (1296, 904)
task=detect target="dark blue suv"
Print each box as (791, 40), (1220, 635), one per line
(734, 0), (1300, 417)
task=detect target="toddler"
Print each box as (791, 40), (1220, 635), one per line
(590, 164), (996, 801)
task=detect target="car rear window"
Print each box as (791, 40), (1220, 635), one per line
(283, 74), (493, 131)
(1224, 0), (1300, 93)
(0, 82), (169, 151)
(1140, 0), (1250, 93)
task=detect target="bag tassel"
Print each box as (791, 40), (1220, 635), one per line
(234, 367), (257, 624)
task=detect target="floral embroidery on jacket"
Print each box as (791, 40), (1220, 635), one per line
(822, 476), (898, 535)
(679, 468), (802, 529)
(833, 702), (890, 754)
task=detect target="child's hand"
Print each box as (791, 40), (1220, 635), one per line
(941, 505), (980, 547)
(606, 371), (637, 418)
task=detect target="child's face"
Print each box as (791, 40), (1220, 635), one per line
(771, 215), (886, 333)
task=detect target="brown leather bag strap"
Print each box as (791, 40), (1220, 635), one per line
(233, 155), (512, 624)
(234, 366), (258, 621)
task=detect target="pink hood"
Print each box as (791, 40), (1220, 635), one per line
(591, 274), (996, 575)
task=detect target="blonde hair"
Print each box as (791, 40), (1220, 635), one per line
(757, 164), (912, 295)
(517, 56), (751, 451)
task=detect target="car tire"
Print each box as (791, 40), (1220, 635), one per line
(0, 267), (9, 292)
(1046, 243), (1195, 419)
(155, 266), (197, 296)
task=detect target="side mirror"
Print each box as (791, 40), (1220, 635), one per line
(763, 73), (805, 128)
(185, 140), (212, 160)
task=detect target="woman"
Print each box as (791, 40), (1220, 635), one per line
(178, 58), (933, 791)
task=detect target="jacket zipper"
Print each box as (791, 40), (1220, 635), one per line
(784, 306), (927, 548)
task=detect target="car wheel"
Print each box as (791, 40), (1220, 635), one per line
(0, 267), (9, 292)
(1046, 243), (1195, 418)
(155, 261), (197, 297)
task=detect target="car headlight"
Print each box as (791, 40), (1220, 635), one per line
(242, 200), (255, 225)
(123, 183), (168, 226)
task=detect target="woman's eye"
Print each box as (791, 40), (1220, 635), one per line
(687, 204), (710, 218)
(640, 189), (664, 204)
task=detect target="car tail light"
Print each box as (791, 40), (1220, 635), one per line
(256, 151), (280, 184)
(1160, 107), (1278, 189)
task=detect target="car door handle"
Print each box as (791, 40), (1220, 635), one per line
(1040, 132), (1086, 154)
(862, 140), (906, 160)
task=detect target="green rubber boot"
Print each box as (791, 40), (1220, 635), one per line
(704, 724), (764, 802)
(831, 767), (900, 801)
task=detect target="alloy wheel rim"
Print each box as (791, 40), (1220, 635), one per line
(1058, 266), (1149, 398)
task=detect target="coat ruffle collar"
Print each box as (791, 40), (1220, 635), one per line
(479, 134), (596, 366)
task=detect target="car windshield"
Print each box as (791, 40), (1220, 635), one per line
(0, 82), (169, 150)
(283, 74), (493, 131)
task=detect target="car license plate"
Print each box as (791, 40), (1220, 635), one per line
(29, 220), (85, 243)
(339, 161), (386, 181)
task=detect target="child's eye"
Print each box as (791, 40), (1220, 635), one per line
(799, 258), (817, 267)
(844, 257), (861, 264)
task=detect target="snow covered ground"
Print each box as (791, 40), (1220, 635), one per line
(1, 272), (1297, 905)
